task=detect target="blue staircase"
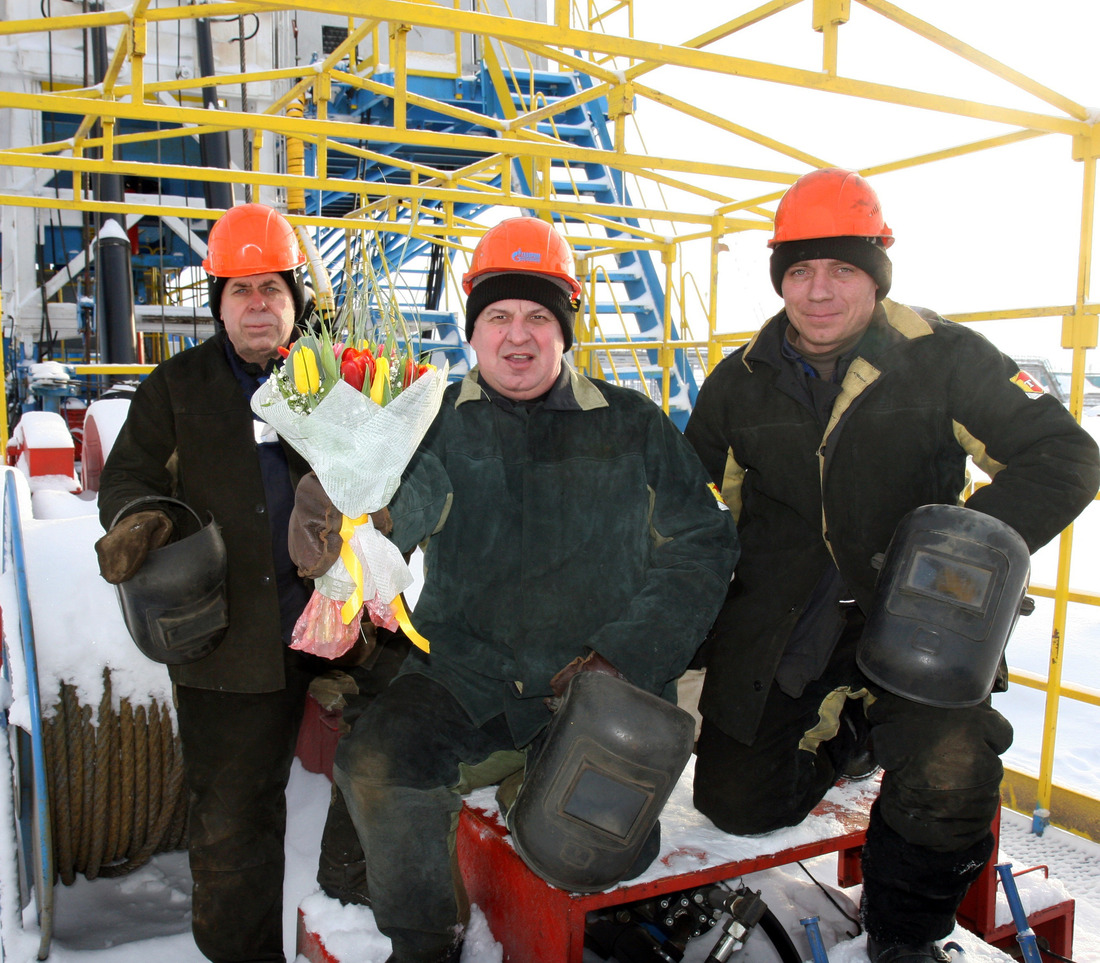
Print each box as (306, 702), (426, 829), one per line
(301, 63), (699, 424)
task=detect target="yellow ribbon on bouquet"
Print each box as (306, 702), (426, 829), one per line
(338, 513), (370, 624)
(337, 513), (431, 653)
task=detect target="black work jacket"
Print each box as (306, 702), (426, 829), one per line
(685, 299), (1100, 744)
(97, 330), (312, 692)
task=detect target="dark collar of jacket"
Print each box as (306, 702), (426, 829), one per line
(454, 360), (610, 412)
(740, 298), (934, 375)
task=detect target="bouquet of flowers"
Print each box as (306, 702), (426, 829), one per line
(251, 289), (448, 660)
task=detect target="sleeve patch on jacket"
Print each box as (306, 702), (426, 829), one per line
(707, 482), (730, 511)
(1010, 370), (1046, 396)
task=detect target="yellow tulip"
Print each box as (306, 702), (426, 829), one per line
(370, 355), (390, 404)
(292, 347), (320, 394)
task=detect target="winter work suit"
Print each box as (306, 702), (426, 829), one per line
(684, 299), (1100, 947)
(98, 329), (389, 962)
(332, 363), (738, 961)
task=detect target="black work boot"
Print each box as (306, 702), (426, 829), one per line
(317, 785), (371, 906)
(835, 698), (879, 781)
(867, 937), (949, 963)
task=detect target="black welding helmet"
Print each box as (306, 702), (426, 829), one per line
(111, 496), (229, 665)
(857, 504), (1031, 708)
(508, 672), (695, 893)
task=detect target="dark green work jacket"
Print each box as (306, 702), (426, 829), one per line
(390, 363), (739, 746)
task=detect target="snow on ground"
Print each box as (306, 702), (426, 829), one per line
(6, 756), (1097, 963)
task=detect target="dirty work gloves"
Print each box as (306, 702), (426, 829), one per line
(95, 510), (174, 584)
(288, 471), (393, 579)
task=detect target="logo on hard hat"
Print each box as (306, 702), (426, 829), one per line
(511, 247), (542, 265)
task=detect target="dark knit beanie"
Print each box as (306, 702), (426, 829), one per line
(207, 269), (307, 325)
(769, 235), (892, 299)
(465, 273), (577, 350)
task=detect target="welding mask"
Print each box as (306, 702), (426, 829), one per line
(857, 504), (1031, 708)
(113, 496), (229, 665)
(508, 671), (695, 893)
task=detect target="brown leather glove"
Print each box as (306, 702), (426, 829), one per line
(95, 510), (174, 584)
(371, 506), (393, 537)
(289, 472), (343, 578)
(546, 651), (625, 710)
(289, 473), (394, 578)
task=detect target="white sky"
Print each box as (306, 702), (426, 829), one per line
(619, 2), (1100, 367)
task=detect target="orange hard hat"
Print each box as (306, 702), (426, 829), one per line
(768, 168), (894, 249)
(201, 203), (306, 277)
(462, 217), (582, 299)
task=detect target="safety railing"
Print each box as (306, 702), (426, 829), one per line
(0, 468), (55, 959)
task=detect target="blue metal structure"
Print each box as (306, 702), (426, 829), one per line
(300, 63), (699, 423)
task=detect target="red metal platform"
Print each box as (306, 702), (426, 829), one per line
(294, 723), (1075, 963)
(956, 810), (1075, 963)
(297, 761), (878, 963)
(453, 765), (875, 963)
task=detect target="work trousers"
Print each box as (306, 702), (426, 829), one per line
(693, 618), (1013, 946)
(333, 673), (526, 963)
(175, 648), (321, 963)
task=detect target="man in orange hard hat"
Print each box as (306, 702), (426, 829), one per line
(685, 168), (1099, 963)
(95, 203), (406, 963)
(289, 215), (738, 963)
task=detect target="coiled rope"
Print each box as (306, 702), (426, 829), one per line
(43, 668), (188, 885)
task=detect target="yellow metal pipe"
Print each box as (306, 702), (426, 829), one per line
(204, 0), (1087, 135)
(857, 0), (1091, 122)
(1002, 769), (1100, 842)
(285, 99), (306, 214)
(131, 20), (147, 104)
(1008, 669), (1100, 710)
(391, 22), (410, 131)
(0, 9), (130, 35)
(862, 130), (1049, 178)
(1029, 582), (1100, 607)
(0, 89), (812, 189)
(1033, 152), (1098, 816)
(72, 364), (156, 375)
(102, 118), (115, 163)
(251, 129), (264, 201)
(634, 82), (833, 170)
(660, 245), (675, 414)
(334, 70), (509, 133)
(708, 229), (723, 371)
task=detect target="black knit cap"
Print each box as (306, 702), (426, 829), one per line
(207, 269), (307, 325)
(465, 273), (577, 350)
(769, 235), (892, 299)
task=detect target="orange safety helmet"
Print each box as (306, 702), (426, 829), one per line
(201, 203), (306, 277)
(462, 217), (582, 299)
(768, 168), (894, 249)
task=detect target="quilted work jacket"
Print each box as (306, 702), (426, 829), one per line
(389, 363), (739, 746)
(685, 299), (1100, 744)
(98, 330), (312, 692)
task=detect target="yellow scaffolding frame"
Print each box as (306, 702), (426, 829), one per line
(2, 0), (1098, 838)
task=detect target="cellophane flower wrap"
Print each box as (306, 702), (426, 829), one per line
(251, 289), (448, 660)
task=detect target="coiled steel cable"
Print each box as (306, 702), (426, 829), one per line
(43, 669), (188, 885)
